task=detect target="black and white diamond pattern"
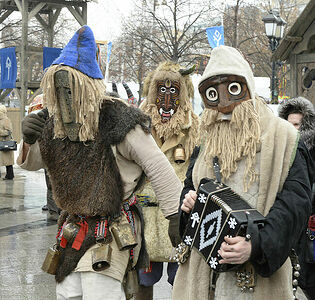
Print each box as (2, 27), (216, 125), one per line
(199, 209), (222, 251)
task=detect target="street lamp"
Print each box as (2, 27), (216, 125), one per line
(262, 10), (286, 103)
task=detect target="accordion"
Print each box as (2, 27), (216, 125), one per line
(181, 178), (265, 272)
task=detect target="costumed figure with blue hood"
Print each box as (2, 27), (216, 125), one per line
(17, 26), (182, 300)
(134, 61), (199, 300)
(172, 46), (313, 300)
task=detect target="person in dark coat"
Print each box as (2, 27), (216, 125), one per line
(279, 96), (315, 300)
(172, 46), (313, 300)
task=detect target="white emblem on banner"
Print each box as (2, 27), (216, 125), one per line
(199, 209), (222, 251)
(6, 57), (11, 80)
(213, 30), (222, 47)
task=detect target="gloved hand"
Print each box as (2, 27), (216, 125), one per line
(167, 213), (181, 247)
(22, 110), (46, 144)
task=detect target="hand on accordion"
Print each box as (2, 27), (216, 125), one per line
(181, 190), (197, 213)
(218, 236), (252, 265)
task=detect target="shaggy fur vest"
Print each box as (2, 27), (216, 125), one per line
(39, 99), (151, 217)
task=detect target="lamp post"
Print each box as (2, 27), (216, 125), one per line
(262, 10), (286, 104)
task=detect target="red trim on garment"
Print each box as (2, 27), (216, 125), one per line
(143, 262), (152, 273)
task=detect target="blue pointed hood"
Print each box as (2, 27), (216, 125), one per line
(52, 25), (103, 79)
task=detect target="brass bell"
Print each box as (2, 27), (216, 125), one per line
(111, 214), (138, 251)
(294, 264), (301, 271)
(294, 271), (300, 278)
(174, 144), (185, 163)
(62, 222), (80, 242)
(92, 244), (112, 271)
(41, 244), (60, 275)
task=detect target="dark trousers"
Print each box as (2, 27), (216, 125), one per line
(138, 262), (178, 286)
(5, 165), (14, 179)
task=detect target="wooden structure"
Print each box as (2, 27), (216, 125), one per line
(272, 0), (315, 105)
(0, 0), (97, 119)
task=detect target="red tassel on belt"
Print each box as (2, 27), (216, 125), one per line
(72, 220), (89, 250)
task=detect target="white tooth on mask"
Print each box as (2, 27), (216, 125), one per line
(170, 109), (174, 115)
(159, 108), (163, 115)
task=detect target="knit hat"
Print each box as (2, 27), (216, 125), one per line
(52, 25), (103, 79)
(199, 46), (256, 99)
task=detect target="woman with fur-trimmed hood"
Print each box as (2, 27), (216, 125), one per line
(0, 104), (14, 180)
(278, 96), (315, 156)
(135, 61), (199, 300)
(279, 96), (315, 300)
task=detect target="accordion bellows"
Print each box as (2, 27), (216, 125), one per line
(183, 178), (265, 272)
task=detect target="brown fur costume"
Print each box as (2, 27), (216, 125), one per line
(39, 98), (151, 282)
(39, 98), (150, 217)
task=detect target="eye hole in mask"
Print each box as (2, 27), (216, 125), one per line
(170, 87), (176, 93)
(228, 82), (242, 95)
(206, 87), (218, 102)
(160, 87), (166, 93)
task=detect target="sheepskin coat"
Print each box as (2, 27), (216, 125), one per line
(138, 61), (200, 261)
(174, 99), (312, 300)
(0, 109), (14, 166)
(173, 46), (312, 300)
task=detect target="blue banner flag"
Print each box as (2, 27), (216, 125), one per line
(43, 47), (62, 70)
(0, 47), (17, 89)
(107, 42), (112, 63)
(206, 26), (225, 48)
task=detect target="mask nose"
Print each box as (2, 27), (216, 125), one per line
(217, 84), (230, 109)
(164, 92), (171, 109)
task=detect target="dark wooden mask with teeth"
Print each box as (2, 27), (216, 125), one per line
(155, 79), (180, 123)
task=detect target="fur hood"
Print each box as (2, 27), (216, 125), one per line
(278, 97), (315, 150)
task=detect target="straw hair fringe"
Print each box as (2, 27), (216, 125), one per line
(142, 102), (186, 140)
(200, 100), (261, 191)
(142, 100), (199, 159)
(41, 65), (107, 141)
